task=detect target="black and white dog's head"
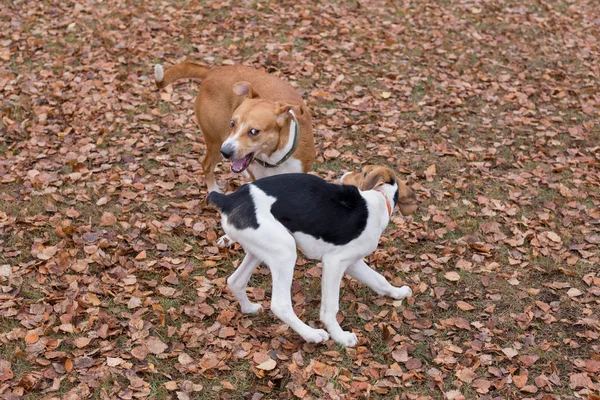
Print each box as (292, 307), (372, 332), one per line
(341, 165), (418, 217)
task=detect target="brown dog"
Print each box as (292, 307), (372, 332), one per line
(341, 165), (418, 217)
(154, 61), (315, 192)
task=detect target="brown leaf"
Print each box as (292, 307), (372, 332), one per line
(256, 358), (277, 371)
(518, 355), (539, 367)
(569, 372), (592, 389)
(107, 357), (124, 367)
(324, 148), (341, 160)
(199, 353), (219, 370)
(74, 356), (94, 369)
(100, 212), (117, 226)
(312, 361), (336, 378)
(73, 337), (91, 348)
(444, 271), (461, 282)
(131, 345), (148, 360)
(455, 368), (477, 383)
(178, 353), (194, 366)
(520, 385), (538, 393)
(502, 347), (519, 359)
(25, 332), (39, 344)
(146, 337), (168, 355)
(512, 371), (528, 388)
(467, 241), (490, 253)
(472, 379), (491, 394)
(454, 318), (471, 330)
(456, 301), (474, 311)
(404, 358), (422, 370)
(0, 360), (13, 381)
(357, 303), (374, 321)
(64, 358), (73, 373)
(425, 164), (436, 181)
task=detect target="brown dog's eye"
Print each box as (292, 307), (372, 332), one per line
(229, 120), (235, 128)
(248, 128), (260, 136)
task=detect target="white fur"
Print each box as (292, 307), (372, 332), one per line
(248, 157), (303, 180)
(221, 122), (244, 156)
(154, 64), (164, 83)
(219, 182), (412, 346)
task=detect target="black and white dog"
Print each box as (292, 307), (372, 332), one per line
(208, 165), (418, 346)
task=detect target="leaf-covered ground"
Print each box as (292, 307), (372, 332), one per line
(1, 0), (599, 399)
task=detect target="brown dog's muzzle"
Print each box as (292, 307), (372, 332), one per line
(397, 184), (418, 217)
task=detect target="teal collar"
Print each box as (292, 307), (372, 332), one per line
(254, 111), (300, 168)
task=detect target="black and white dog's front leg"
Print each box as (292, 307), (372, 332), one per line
(346, 259), (412, 300)
(320, 256), (358, 347)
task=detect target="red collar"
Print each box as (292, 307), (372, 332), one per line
(376, 188), (392, 217)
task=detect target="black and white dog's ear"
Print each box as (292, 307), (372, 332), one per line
(275, 102), (303, 127)
(233, 81), (257, 98)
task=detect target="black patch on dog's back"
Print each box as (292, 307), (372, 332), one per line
(252, 174), (368, 245)
(207, 186), (259, 230)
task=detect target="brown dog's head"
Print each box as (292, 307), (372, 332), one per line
(341, 165), (418, 217)
(219, 81), (303, 173)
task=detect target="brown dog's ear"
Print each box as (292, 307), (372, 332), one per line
(233, 81), (257, 98)
(275, 102), (303, 127)
(362, 173), (387, 191)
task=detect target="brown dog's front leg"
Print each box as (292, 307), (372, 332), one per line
(202, 142), (222, 192)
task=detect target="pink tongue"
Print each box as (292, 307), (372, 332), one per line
(231, 154), (253, 172)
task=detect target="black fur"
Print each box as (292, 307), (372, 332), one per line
(251, 174), (369, 245)
(208, 185), (259, 230)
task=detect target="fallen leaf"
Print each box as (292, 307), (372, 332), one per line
(546, 231), (561, 243)
(25, 332), (39, 344)
(256, 358), (277, 371)
(502, 347), (519, 359)
(445, 271), (461, 282)
(64, 358), (73, 373)
(456, 301), (474, 311)
(455, 368), (477, 383)
(0, 360), (13, 381)
(146, 337), (168, 355)
(178, 353), (194, 365)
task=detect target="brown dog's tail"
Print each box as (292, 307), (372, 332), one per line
(154, 61), (211, 89)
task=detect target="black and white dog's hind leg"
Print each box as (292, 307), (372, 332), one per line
(346, 259), (413, 300)
(319, 258), (413, 347)
(320, 255), (358, 346)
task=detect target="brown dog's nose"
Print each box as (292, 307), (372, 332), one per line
(220, 146), (234, 159)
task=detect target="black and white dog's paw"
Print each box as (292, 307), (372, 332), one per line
(389, 285), (412, 300)
(303, 328), (330, 344)
(217, 234), (236, 248)
(240, 303), (263, 314)
(332, 331), (358, 347)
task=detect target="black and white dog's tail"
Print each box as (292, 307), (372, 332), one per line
(207, 191), (227, 212)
